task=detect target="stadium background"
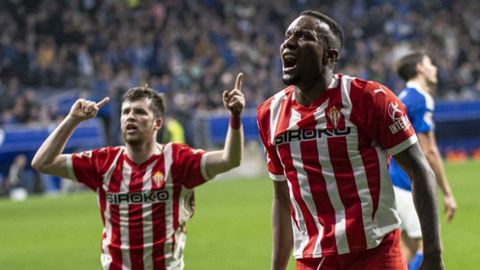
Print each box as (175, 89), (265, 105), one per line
(0, 0), (479, 269)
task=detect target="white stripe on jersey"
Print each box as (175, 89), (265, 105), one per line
(269, 90), (288, 144)
(289, 109), (324, 256)
(315, 111), (350, 254)
(120, 162), (132, 270)
(340, 75), (376, 249)
(142, 162), (156, 269)
(101, 148), (124, 270)
(65, 154), (76, 181)
(372, 147), (401, 242)
(163, 143), (176, 268)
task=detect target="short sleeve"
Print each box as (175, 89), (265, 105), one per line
(354, 82), (417, 155)
(67, 148), (106, 190)
(256, 106), (286, 181)
(172, 144), (209, 189)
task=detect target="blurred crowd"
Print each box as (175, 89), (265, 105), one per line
(1, 0), (480, 198)
(1, 0), (480, 128)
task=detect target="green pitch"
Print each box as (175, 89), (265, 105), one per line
(0, 160), (478, 269)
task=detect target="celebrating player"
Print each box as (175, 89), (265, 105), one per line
(32, 73), (245, 270)
(390, 51), (457, 270)
(256, 10), (444, 270)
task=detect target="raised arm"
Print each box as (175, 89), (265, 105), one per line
(31, 97), (110, 179)
(204, 73), (245, 178)
(393, 142), (444, 270)
(418, 131), (457, 223)
(271, 180), (293, 270)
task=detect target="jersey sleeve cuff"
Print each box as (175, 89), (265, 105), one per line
(65, 154), (78, 181)
(388, 134), (418, 155)
(200, 153), (213, 181)
(269, 172), (287, 181)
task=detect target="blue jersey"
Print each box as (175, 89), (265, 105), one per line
(389, 82), (435, 191)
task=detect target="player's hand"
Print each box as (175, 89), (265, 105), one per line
(223, 73), (245, 117)
(68, 97), (110, 122)
(443, 194), (457, 223)
(420, 255), (445, 270)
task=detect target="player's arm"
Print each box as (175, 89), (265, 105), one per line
(204, 73), (245, 178)
(418, 131), (457, 223)
(393, 142), (444, 269)
(31, 97), (110, 179)
(271, 180), (293, 270)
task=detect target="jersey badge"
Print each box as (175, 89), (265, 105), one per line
(153, 171), (164, 187)
(328, 106), (342, 129)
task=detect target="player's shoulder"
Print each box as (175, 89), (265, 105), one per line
(167, 142), (204, 156)
(341, 74), (395, 102)
(399, 87), (433, 108)
(257, 85), (294, 117)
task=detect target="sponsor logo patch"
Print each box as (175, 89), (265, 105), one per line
(107, 190), (170, 204)
(387, 102), (411, 134)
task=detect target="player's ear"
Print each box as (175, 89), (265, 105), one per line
(323, 49), (339, 65)
(155, 117), (163, 130)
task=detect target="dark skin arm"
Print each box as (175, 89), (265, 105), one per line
(271, 181), (293, 270)
(393, 142), (444, 270)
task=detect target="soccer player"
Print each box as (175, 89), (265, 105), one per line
(256, 10), (444, 270)
(31, 73), (245, 270)
(390, 52), (457, 270)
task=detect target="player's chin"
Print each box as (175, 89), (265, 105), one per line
(282, 73), (300, 86)
(123, 134), (141, 144)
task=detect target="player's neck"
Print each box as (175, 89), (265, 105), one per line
(125, 139), (159, 165)
(294, 74), (332, 107)
(409, 77), (431, 94)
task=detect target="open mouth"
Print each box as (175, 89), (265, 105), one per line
(126, 124), (138, 132)
(282, 53), (297, 71)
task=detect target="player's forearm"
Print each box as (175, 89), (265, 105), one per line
(425, 149), (453, 196)
(204, 116), (244, 177)
(411, 164), (442, 256)
(271, 198), (293, 270)
(222, 117), (244, 168)
(32, 116), (80, 171)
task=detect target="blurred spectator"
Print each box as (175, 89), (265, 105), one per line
(0, 0), (479, 198)
(8, 154), (38, 195)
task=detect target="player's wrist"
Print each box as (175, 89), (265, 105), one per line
(229, 114), (242, 129)
(423, 248), (442, 258)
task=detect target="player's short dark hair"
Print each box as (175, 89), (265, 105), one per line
(122, 86), (165, 117)
(300, 10), (344, 52)
(396, 51), (427, 82)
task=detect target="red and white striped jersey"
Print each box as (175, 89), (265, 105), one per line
(257, 74), (417, 259)
(66, 143), (210, 270)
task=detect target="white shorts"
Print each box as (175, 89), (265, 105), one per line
(394, 186), (422, 238)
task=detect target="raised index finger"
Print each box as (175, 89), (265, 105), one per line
(235, 72), (243, 92)
(96, 97), (110, 109)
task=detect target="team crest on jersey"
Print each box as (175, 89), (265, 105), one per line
(328, 106), (341, 129)
(153, 171), (164, 187)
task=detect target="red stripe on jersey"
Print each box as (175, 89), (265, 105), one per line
(276, 100), (320, 257)
(128, 164), (145, 270)
(297, 110), (338, 255)
(274, 97), (300, 230)
(326, 90), (367, 251)
(278, 143), (320, 257)
(152, 155), (166, 270)
(108, 159), (123, 270)
(359, 146), (381, 218)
